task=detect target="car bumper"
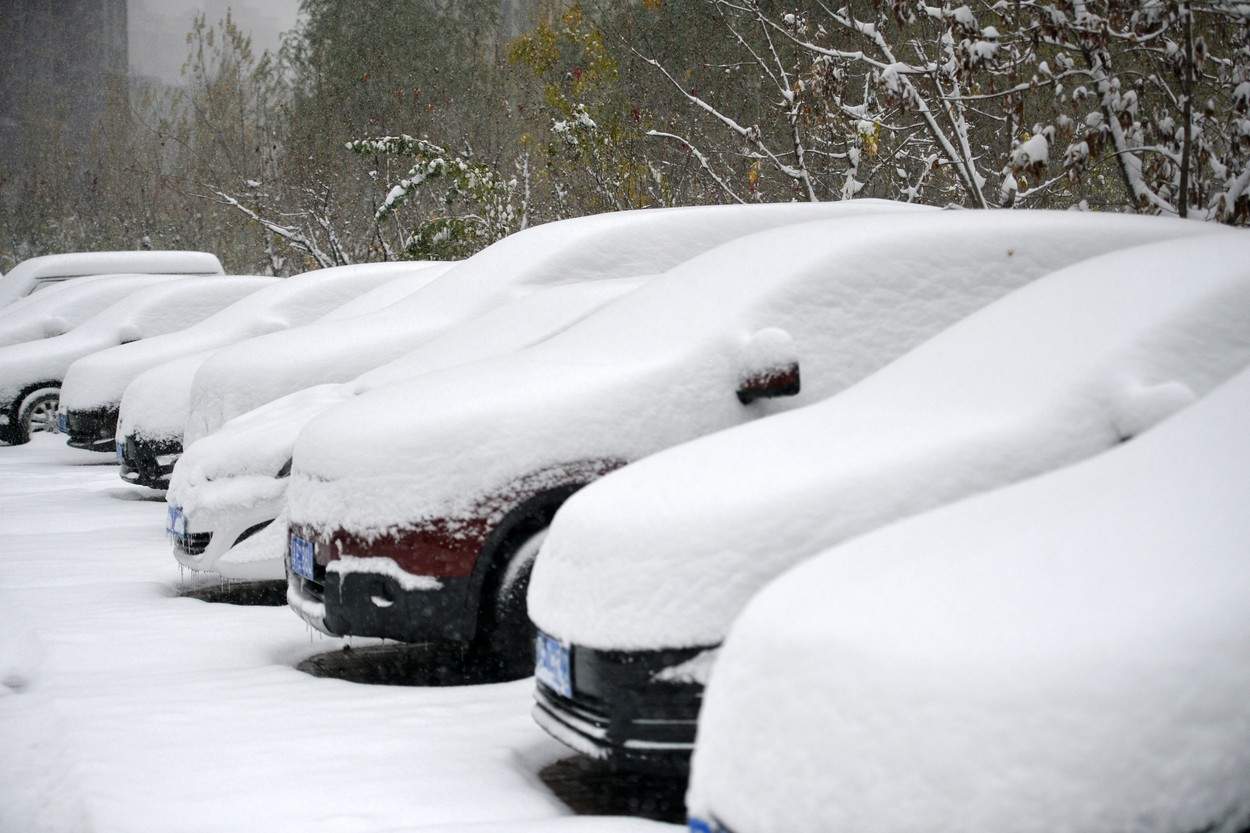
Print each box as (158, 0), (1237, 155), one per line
(119, 433), (182, 488)
(64, 406), (119, 452)
(532, 639), (708, 773)
(170, 505), (275, 575)
(288, 559), (476, 642)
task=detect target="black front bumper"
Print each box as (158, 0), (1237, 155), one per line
(119, 433), (182, 488)
(65, 406), (119, 453)
(295, 563), (477, 643)
(533, 640), (710, 773)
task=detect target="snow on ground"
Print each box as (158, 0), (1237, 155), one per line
(0, 436), (677, 833)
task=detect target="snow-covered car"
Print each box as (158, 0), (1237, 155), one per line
(527, 234), (1250, 771)
(57, 263), (417, 454)
(0, 250), (223, 309)
(283, 209), (1221, 677)
(685, 365), (1250, 833)
(0, 273), (191, 348)
(160, 201), (897, 578)
(182, 202), (913, 446)
(113, 261), (450, 485)
(165, 277), (649, 580)
(0, 277), (273, 446)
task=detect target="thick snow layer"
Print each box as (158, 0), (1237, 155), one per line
(0, 250), (223, 308)
(117, 263), (451, 444)
(0, 436), (675, 833)
(286, 210), (1226, 539)
(686, 366), (1250, 833)
(184, 202), (908, 444)
(60, 263), (404, 413)
(0, 277), (273, 408)
(166, 277), (648, 579)
(309, 260), (452, 321)
(529, 235), (1250, 650)
(0, 273), (187, 347)
(116, 349), (219, 440)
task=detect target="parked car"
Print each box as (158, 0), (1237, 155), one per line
(165, 277), (649, 580)
(527, 234), (1250, 771)
(57, 263), (416, 453)
(685, 365), (1250, 833)
(0, 273), (190, 348)
(282, 210), (1222, 677)
(0, 251), (223, 309)
(183, 202), (916, 446)
(112, 261), (451, 484)
(0, 277), (272, 446)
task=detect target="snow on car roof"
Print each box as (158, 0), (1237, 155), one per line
(528, 234), (1250, 650)
(167, 277), (652, 518)
(59, 263), (408, 413)
(687, 365), (1250, 833)
(0, 274), (188, 348)
(182, 202), (902, 444)
(0, 277), (274, 406)
(285, 210), (1228, 538)
(0, 251), (224, 308)
(306, 261), (453, 322)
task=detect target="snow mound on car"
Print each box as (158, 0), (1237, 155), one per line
(119, 264), (449, 445)
(0, 277), (273, 406)
(687, 366), (1250, 833)
(286, 210), (1226, 539)
(60, 263), (402, 413)
(183, 202), (909, 443)
(0, 274), (186, 348)
(528, 234), (1250, 650)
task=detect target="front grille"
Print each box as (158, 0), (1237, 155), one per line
(173, 531), (212, 556)
(121, 433), (181, 488)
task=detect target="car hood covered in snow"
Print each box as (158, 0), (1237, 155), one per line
(0, 250), (223, 309)
(686, 364), (1250, 833)
(119, 262), (451, 444)
(182, 202), (916, 444)
(58, 263), (408, 414)
(170, 276), (650, 503)
(0, 277), (273, 405)
(528, 234), (1250, 651)
(286, 210), (1224, 539)
(0, 273), (188, 348)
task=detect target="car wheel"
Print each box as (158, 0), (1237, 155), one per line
(470, 525), (549, 681)
(16, 388), (60, 444)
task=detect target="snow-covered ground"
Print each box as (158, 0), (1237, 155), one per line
(0, 436), (678, 833)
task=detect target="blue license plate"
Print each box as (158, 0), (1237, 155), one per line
(166, 505), (186, 538)
(57, 412), (68, 434)
(535, 632), (572, 698)
(289, 535), (315, 580)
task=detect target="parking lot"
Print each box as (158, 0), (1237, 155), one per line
(0, 436), (678, 833)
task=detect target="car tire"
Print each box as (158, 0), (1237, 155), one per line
(15, 387), (60, 445)
(469, 524), (550, 681)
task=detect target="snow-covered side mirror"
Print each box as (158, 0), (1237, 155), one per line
(42, 316), (68, 338)
(117, 324), (143, 345)
(736, 328), (800, 405)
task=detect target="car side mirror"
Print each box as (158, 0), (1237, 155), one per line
(736, 328), (801, 405)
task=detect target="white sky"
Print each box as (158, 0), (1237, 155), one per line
(129, 0), (302, 84)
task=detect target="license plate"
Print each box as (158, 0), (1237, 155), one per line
(289, 535), (315, 580)
(115, 441), (125, 465)
(166, 505), (186, 538)
(535, 632), (572, 698)
(56, 412), (68, 434)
